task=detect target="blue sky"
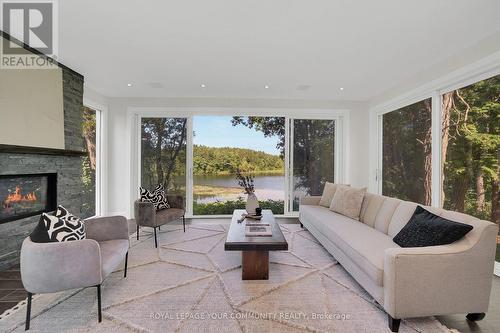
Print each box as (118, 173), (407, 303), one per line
(193, 116), (280, 155)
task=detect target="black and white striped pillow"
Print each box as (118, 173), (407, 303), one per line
(30, 205), (86, 243)
(140, 184), (170, 210)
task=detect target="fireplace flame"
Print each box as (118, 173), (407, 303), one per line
(4, 186), (37, 206)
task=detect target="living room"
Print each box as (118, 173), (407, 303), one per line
(0, 1), (499, 332)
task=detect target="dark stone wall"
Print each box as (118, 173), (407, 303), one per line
(63, 69), (84, 151)
(0, 67), (85, 271)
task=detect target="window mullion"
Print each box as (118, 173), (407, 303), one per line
(431, 92), (442, 208)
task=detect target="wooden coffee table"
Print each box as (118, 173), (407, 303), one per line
(225, 209), (288, 280)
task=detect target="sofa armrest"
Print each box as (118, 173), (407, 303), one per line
(299, 196), (321, 206)
(167, 195), (185, 210)
(85, 215), (129, 242)
(134, 200), (156, 227)
(21, 237), (101, 294)
(383, 223), (498, 318)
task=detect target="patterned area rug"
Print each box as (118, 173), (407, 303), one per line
(0, 224), (454, 332)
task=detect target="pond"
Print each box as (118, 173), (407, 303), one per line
(193, 173), (285, 203)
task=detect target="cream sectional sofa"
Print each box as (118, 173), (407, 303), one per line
(299, 192), (499, 332)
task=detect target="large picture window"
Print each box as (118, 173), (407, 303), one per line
(382, 99), (432, 205)
(137, 112), (342, 216)
(377, 74), (500, 273)
(291, 119), (335, 211)
(192, 116), (285, 215)
(140, 117), (187, 197)
(441, 75), (500, 261)
(81, 106), (101, 218)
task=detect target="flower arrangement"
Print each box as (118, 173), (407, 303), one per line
(236, 169), (255, 194)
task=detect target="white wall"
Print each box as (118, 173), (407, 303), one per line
(103, 97), (370, 218)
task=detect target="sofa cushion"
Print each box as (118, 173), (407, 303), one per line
(319, 182), (349, 208)
(393, 206), (473, 247)
(373, 197), (402, 234)
(329, 186), (366, 220)
(359, 193), (385, 227)
(99, 239), (129, 279)
(388, 202), (444, 237)
(300, 205), (399, 286)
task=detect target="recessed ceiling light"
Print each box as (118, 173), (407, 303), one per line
(201, 84), (206, 88)
(264, 85), (270, 89)
(339, 87), (344, 91)
(127, 83), (132, 87)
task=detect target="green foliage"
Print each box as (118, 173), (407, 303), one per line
(193, 145), (284, 175)
(382, 76), (499, 224)
(382, 99), (432, 204)
(442, 75), (500, 222)
(81, 107), (97, 218)
(193, 199), (284, 215)
(232, 117), (286, 157)
(141, 118), (187, 193)
(292, 119), (336, 199)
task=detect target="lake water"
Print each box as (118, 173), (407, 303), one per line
(194, 173), (285, 203)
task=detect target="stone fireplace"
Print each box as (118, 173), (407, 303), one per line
(0, 68), (85, 271)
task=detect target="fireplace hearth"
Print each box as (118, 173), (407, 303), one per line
(0, 173), (57, 223)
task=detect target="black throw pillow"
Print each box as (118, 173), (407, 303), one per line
(29, 216), (52, 243)
(393, 206), (473, 247)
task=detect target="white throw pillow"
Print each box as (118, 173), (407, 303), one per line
(319, 182), (349, 208)
(329, 186), (367, 220)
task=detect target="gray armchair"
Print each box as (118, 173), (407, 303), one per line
(134, 194), (185, 248)
(20, 215), (129, 330)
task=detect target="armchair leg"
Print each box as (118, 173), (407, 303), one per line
(183, 215), (186, 232)
(300, 222), (303, 228)
(124, 252), (128, 278)
(25, 292), (32, 330)
(96, 285), (102, 323)
(136, 225), (139, 240)
(388, 315), (400, 332)
(154, 227), (158, 248)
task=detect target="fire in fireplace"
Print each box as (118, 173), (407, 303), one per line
(0, 173), (57, 223)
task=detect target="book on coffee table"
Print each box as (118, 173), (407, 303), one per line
(245, 225), (272, 237)
(245, 221), (270, 227)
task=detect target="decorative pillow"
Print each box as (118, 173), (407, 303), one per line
(393, 206), (473, 247)
(319, 182), (349, 207)
(140, 184), (170, 210)
(329, 186), (367, 220)
(30, 205), (86, 243)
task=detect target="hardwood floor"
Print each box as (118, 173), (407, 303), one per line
(437, 276), (500, 333)
(0, 265), (25, 315)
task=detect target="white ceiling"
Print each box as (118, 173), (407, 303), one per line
(57, 0), (500, 101)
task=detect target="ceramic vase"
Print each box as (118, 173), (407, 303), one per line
(246, 193), (259, 215)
